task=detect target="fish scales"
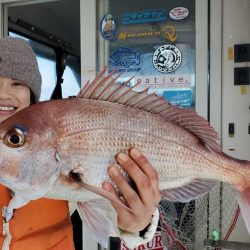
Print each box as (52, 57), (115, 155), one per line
(41, 98), (244, 190)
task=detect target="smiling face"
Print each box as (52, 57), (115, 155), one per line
(0, 76), (31, 123)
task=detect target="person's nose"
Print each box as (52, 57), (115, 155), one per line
(0, 82), (12, 100)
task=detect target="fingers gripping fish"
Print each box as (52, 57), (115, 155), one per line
(0, 67), (250, 247)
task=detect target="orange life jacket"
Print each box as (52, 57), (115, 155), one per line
(0, 184), (75, 250)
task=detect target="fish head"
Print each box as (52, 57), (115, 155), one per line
(0, 103), (61, 197)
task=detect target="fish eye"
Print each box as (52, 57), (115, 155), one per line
(4, 128), (26, 148)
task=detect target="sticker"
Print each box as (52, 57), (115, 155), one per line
(122, 9), (167, 25)
(161, 25), (177, 42)
(118, 25), (177, 43)
(153, 44), (182, 73)
(100, 14), (116, 40)
(228, 47), (234, 61)
(109, 47), (141, 68)
(163, 90), (192, 107)
(112, 75), (192, 93)
(134, 75), (191, 90)
(240, 85), (247, 95)
(108, 67), (141, 74)
(169, 7), (189, 20)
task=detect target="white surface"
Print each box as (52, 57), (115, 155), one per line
(195, 0), (208, 118)
(216, 0), (250, 243)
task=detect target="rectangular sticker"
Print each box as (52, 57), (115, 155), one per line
(163, 90), (192, 108)
(122, 9), (167, 25)
(133, 75), (192, 90)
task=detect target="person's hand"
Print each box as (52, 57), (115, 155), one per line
(102, 148), (161, 233)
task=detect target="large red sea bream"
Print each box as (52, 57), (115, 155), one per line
(0, 68), (249, 246)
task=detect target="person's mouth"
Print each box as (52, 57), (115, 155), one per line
(0, 106), (17, 111)
(0, 106), (18, 115)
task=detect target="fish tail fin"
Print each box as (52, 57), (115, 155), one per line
(235, 160), (250, 234)
(237, 187), (250, 234)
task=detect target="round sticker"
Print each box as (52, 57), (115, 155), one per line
(153, 44), (182, 73)
(100, 14), (116, 40)
(169, 7), (189, 21)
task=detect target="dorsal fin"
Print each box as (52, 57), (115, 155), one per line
(77, 68), (220, 152)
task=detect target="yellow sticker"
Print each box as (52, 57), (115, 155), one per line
(228, 47), (233, 60)
(240, 85), (247, 95)
(118, 25), (177, 43)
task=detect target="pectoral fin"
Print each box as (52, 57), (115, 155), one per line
(69, 170), (131, 211)
(82, 181), (131, 209)
(77, 200), (119, 248)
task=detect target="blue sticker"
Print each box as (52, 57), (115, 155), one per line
(122, 9), (167, 25)
(109, 47), (141, 68)
(100, 14), (116, 40)
(163, 90), (192, 108)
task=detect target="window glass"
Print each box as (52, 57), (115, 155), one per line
(62, 66), (81, 98)
(97, 0), (195, 109)
(9, 31), (80, 101)
(36, 56), (56, 101)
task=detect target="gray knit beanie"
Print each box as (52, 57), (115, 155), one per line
(0, 36), (41, 102)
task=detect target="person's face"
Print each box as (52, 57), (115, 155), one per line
(106, 17), (113, 24)
(106, 18), (112, 24)
(0, 76), (31, 123)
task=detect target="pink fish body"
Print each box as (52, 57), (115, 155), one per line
(0, 68), (250, 246)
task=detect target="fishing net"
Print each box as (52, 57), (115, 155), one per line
(159, 182), (239, 250)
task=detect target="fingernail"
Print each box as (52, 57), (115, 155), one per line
(102, 183), (111, 191)
(117, 153), (128, 163)
(130, 148), (141, 157)
(109, 166), (119, 177)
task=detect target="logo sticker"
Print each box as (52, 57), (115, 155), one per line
(169, 7), (189, 21)
(163, 90), (192, 108)
(153, 44), (182, 73)
(109, 47), (141, 68)
(118, 25), (177, 43)
(100, 14), (116, 40)
(122, 9), (167, 25)
(133, 75), (191, 90)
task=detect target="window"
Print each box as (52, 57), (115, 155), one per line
(9, 31), (80, 101)
(97, 0), (195, 110)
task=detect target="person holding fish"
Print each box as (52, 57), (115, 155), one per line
(0, 37), (161, 250)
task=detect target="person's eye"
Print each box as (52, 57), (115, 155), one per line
(12, 81), (25, 87)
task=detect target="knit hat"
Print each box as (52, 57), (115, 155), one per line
(0, 36), (41, 102)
